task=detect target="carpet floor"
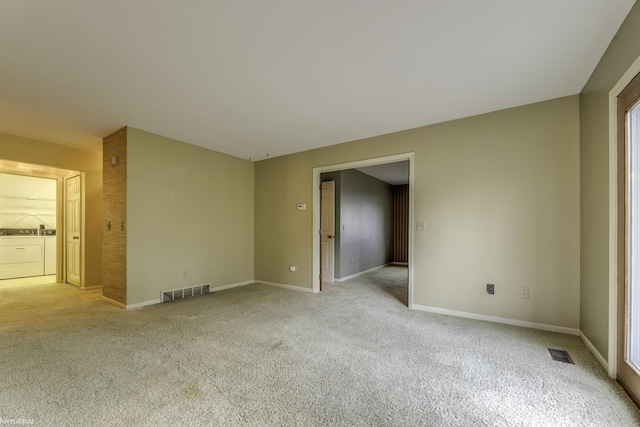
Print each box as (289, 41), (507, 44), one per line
(0, 266), (639, 426)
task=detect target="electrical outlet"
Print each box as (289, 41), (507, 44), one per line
(520, 286), (530, 299)
(289, 265), (296, 272)
(487, 284), (495, 295)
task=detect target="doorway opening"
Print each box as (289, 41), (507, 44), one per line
(0, 159), (82, 290)
(313, 153), (414, 307)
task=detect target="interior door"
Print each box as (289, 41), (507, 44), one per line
(618, 70), (640, 405)
(320, 181), (335, 285)
(65, 174), (81, 286)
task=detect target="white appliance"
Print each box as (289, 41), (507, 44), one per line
(0, 228), (44, 279)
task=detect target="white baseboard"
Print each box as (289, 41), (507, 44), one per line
(101, 295), (126, 309)
(210, 280), (254, 292)
(257, 280), (313, 293)
(580, 331), (609, 372)
(81, 285), (102, 291)
(127, 299), (161, 309)
(335, 263), (391, 283)
(117, 280), (256, 310)
(412, 304), (580, 336)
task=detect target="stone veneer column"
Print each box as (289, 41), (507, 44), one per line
(102, 127), (127, 306)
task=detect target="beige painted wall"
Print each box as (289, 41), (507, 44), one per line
(580, 2), (640, 360)
(255, 96), (580, 328)
(126, 128), (254, 305)
(0, 132), (102, 286)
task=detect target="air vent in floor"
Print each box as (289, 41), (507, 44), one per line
(162, 283), (210, 303)
(548, 348), (574, 364)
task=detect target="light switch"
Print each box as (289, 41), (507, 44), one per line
(297, 204), (306, 211)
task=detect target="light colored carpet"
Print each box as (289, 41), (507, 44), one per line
(0, 266), (639, 426)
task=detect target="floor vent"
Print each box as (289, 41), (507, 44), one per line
(162, 284), (210, 303)
(548, 348), (574, 364)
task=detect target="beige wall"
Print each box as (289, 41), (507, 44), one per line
(580, 3), (640, 360)
(256, 96), (580, 328)
(0, 132), (102, 286)
(125, 128), (254, 305)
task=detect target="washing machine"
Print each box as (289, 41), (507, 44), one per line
(0, 228), (44, 279)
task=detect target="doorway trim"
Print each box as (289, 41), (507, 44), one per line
(609, 52), (640, 379)
(312, 152), (415, 308)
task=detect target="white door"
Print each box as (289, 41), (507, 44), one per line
(619, 71), (640, 404)
(65, 174), (81, 286)
(320, 181), (335, 285)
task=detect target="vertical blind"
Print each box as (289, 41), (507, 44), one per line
(393, 184), (409, 264)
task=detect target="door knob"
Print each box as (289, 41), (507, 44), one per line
(73, 236), (79, 240)
(328, 235), (334, 239)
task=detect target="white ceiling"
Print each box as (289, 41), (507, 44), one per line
(0, 1), (635, 161)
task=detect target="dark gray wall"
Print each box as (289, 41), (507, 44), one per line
(336, 169), (393, 279)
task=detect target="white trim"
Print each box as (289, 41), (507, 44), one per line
(312, 152), (415, 308)
(334, 263), (391, 282)
(127, 299), (161, 309)
(115, 280), (256, 310)
(413, 304), (580, 336)
(101, 295), (126, 309)
(581, 330), (609, 372)
(393, 262), (408, 266)
(608, 52), (640, 379)
(210, 280), (254, 292)
(257, 280), (313, 293)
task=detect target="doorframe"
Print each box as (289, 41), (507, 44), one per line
(609, 52), (640, 379)
(0, 161), (71, 284)
(312, 152), (415, 307)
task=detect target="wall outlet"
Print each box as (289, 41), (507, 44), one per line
(487, 284), (495, 295)
(416, 221), (426, 232)
(520, 286), (530, 299)
(289, 265), (296, 272)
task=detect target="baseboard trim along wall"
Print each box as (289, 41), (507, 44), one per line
(127, 299), (162, 309)
(210, 280), (254, 293)
(104, 280), (255, 310)
(580, 331), (609, 372)
(101, 295), (126, 309)
(335, 263), (392, 283)
(257, 281), (313, 293)
(412, 304), (580, 336)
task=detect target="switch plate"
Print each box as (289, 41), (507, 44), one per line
(289, 265), (296, 272)
(487, 284), (494, 295)
(297, 204), (306, 211)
